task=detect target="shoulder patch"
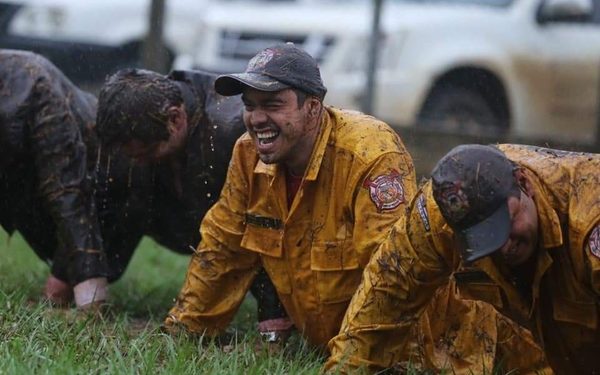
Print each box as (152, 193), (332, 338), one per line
(416, 194), (431, 232)
(363, 169), (405, 212)
(589, 225), (600, 259)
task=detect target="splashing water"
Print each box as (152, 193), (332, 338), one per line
(105, 152), (112, 179)
(94, 143), (102, 185)
(101, 152), (112, 211)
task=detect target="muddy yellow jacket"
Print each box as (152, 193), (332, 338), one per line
(327, 144), (600, 374)
(164, 106), (416, 347)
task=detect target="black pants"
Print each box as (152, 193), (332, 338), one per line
(250, 267), (287, 322)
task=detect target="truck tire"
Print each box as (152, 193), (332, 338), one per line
(418, 85), (504, 135)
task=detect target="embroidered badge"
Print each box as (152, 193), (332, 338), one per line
(416, 194), (431, 232)
(247, 49), (275, 71)
(363, 169), (405, 212)
(434, 181), (470, 223)
(589, 225), (600, 259)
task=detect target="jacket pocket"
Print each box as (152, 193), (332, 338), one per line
(241, 224), (292, 294)
(311, 241), (362, 304)
(241, 223), (283, 258)
(552, 293), (598, 330)
(453, 271), (504, 309)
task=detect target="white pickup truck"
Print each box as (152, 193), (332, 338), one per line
(182, 0), (600, 144)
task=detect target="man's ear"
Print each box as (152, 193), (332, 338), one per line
(514, 168), (533, 198)
(307, 97), (321, 118)
(167, 105), (187, 133)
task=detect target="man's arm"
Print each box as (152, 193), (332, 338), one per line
(164, 140), (261, 336)
(30, 72), (108, 298)
(349, 150), (417, 266)
(326, 186), (453, 372)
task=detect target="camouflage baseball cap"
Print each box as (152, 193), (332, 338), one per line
(215, 43), (327, 99)
(431, 144), (520, 262)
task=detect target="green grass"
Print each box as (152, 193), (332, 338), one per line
(0, 230), (514, 375)
(0, 229), (323, 374)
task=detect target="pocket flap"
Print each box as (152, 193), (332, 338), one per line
(454, 271), (504, 309)
(311, 240), (359, 271)
(241, 223), (283, 258)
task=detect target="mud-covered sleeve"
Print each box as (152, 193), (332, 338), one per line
(164, 141), (261, 336)
(30, 73), (107, 284)
(326, 186), (453, 373)
(350, 147), (417, 266)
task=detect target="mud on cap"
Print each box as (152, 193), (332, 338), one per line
(431, 144), (520, 262)
(215, 43), (327, 99)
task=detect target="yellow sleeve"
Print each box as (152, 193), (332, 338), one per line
(164, 141), (260, 336)
(351, 150), (417, 266)
(326, 188), (452, 372)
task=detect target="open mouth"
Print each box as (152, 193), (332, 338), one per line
(256, 129), (280, 145)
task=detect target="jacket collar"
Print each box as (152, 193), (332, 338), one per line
(526, 168), (563, 250)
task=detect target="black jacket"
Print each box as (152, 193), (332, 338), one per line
(0, 49), (107, 284)
(96, 69), (247, 279)
(1, 57), (283, 320)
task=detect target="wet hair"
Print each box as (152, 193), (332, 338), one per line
(96, 68), (183, 146)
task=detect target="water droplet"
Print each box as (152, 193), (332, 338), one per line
(127, 162), (134, 189)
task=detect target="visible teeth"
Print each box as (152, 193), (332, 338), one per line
(256, 130), (279, 145)
(256, 130), (278, 139)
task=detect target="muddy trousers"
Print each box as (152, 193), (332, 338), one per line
(405, 283), (553, 374)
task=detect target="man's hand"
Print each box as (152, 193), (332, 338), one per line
(44, 274), (74, 306)
(73, 277), (108, 309)
(255, 317), (295, 354)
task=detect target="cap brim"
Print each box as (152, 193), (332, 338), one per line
(460, 201), (511, 262)
(215, 73), (289, 96)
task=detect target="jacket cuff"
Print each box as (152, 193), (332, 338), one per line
(64, 249), (109, 285)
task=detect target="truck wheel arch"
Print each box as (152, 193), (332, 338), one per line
(417, 66), (510, 134)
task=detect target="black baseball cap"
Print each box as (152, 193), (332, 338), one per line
(431, 144), (520, 262)
(215, 43), (327, 100)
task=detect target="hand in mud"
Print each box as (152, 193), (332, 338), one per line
(44, 274), (74, 306)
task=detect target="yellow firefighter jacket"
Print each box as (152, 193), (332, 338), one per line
(164, 106), (416, 347)
(327, 144), (600, 374)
